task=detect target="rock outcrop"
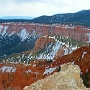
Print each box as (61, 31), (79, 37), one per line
(0, 46), (90, 90)
(0, 23), (90, 43)
(54, 46), (90, 75)
(34, 36), (55, 50)
(23, 63), (89, 90)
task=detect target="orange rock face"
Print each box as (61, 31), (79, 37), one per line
(0, 23), (90, 43)
(0, 60), (59, 90)
(0, 46), (90, 89)
(34, 36), (56, 50)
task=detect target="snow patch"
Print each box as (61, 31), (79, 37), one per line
(9, 31), (16, 36)
(87, 33), (90, 43)
(0, 66), (16, 73)
(36, 40), (76, 60)
(18, 29), (29, 41)
(37, 40), (62, 60)
(2, 26), (8, 36)
(43, 67), (57, 75)
(25, 70), (31, 73)
(82, 52), (87, 58)
(71, 61), (75, 65)
(0, 25), (3, 33)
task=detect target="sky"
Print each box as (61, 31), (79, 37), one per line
(0, 0), (90, 18)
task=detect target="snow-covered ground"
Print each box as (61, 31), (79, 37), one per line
(0, 66), (16, 73)
(18, 28), (29, 41)
(43, 67), (57, 75)
(37, 40), (62, 60)
(36, 39), (77, 60)
(87, 33), (90, 43)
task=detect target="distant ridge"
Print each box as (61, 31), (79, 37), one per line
(30, 10), (90, 26)
(0, 10), (90, 26)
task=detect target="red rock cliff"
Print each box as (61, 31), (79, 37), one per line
(0, 23), (90, 43)
(34, 36), (56, 50)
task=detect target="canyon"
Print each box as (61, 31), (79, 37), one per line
(0, 22), (90, 90)
(0, 45), (90, 90)
(0, 22), (90, 43)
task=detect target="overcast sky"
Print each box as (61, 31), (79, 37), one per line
(0, 0), (90, 17)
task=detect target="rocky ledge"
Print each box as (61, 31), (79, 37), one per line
(23, 63), (90, 90)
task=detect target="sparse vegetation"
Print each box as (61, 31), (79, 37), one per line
(81, 72), (89, 88)
(55, 35), (87, 47)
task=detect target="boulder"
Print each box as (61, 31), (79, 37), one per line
(23, 63), (89, 90)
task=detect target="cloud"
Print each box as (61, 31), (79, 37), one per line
(0, 0), (90, 17)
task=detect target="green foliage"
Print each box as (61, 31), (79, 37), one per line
(47, 59), (52, 63)
(81, 72), (89, 88)
(1, 10), (90, 27)
(30, 10), (90, 27)
(0, 33), (38, 59)
(57, 66), (61, 72)
(55, 35), (87, 48)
